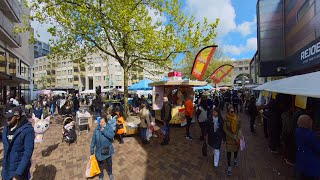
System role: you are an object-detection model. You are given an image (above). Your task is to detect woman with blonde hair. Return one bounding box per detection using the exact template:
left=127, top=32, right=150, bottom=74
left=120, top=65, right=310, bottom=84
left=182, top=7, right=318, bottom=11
left=223, top=107, right=241, bottom=176
left=139, top=103, right=151, bottom=144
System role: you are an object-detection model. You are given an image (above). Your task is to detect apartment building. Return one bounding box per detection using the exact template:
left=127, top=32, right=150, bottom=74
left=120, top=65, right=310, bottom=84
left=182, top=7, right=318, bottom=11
left=33, top=53, right=125, bottom=91
left=0, top=0, right=34, bottom=104
left=34, top=40, right=50, bottom=58
left=129, top=62, right=167, bottom=84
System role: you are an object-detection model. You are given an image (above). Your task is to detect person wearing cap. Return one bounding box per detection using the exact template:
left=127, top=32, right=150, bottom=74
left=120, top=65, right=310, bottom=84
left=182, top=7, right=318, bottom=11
left=296, top=115, right=320, bottom=179
left=2, top=107, right=35, bottom=180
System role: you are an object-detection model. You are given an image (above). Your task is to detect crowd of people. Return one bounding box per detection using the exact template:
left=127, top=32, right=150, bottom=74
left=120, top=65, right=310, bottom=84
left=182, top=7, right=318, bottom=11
left=1, top=89, right=320, bottom=179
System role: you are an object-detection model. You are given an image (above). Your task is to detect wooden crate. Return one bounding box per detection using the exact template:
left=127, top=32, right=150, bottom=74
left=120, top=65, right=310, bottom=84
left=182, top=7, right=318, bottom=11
left=126, top=127, right=139, bottom=135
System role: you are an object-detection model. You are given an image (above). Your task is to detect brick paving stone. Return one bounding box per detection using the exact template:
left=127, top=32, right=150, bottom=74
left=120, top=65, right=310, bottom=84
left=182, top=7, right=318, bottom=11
left=0, top=112, right=295, bottom=180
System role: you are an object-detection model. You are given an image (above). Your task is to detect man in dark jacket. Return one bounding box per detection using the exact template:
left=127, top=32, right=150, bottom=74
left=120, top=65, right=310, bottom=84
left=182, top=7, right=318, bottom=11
left=2, top=107, right=35, bottom=180
left=247, top=98, right=258, bottom=133
left=161, top=97, right=172, bottom=145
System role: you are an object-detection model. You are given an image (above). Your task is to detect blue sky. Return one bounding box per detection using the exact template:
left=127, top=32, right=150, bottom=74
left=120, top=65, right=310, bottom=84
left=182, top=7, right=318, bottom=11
left=172, top=0, right=257, bottom=66
left=32, top=0, right=257, bottom=61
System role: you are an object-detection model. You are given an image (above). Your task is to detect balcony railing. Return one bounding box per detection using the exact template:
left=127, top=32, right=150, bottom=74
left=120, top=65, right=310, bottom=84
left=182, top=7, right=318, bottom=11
left=0, top=0, right=22, bottom=23
left=0, top=10, right=21, bottom=47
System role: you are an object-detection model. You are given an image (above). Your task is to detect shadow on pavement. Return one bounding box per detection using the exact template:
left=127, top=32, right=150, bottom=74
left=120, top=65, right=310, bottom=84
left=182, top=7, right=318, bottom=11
left=41, top=143, right=60, bottom=157
left=32, top=164, right=57, bottom=180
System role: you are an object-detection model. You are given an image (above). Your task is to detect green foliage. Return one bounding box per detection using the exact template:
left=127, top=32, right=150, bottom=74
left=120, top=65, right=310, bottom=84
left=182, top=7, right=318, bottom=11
left=23, top=0, right=219, bottom=116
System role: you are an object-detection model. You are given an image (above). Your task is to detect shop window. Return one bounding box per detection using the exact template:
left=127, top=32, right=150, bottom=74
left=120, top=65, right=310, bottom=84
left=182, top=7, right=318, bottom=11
left=0, top=47, right=6, bottom=73
left=8, top=54, right=17, bottom=76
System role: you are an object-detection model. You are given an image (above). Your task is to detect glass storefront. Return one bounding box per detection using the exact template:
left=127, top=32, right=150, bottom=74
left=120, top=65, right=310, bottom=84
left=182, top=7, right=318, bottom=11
left=8, top=53, right=17, bottom=76
left=0, top=47, right=6, bottom=73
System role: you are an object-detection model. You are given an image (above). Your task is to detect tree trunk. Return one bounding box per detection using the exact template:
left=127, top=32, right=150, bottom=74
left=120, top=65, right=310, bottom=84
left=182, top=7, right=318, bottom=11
left=123, top=67, right=129, bottom=118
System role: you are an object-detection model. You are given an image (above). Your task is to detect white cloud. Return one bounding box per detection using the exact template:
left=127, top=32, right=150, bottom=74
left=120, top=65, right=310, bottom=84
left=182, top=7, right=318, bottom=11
left=223, top=37, right=257, bottom=55
left=185, top=0, right=256, bottom=38
left=235, top=17, right=256, bottom=36
left=185, top=0, right=236, bottom=36
left=31, top=20, right=54, bottom=44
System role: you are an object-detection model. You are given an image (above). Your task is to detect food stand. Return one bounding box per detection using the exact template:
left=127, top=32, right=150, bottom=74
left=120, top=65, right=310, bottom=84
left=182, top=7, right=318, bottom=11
left=149, top=71, right=207, bottom=126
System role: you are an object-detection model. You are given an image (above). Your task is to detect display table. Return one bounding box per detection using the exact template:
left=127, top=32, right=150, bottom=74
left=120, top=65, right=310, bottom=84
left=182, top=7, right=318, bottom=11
left=155, top=106, right=186, bottom=125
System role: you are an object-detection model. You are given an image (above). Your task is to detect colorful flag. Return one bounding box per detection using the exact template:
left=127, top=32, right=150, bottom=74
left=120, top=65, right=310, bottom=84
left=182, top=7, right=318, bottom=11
left=209, top=64, right=234, bottom=84
left=191, top=45, right=217, bottom=80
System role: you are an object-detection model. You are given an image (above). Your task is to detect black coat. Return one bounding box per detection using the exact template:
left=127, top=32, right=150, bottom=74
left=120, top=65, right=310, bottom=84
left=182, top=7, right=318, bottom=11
left=207, top=114, right=225, bottom=149
left=161, top=101, right=172, bottom=123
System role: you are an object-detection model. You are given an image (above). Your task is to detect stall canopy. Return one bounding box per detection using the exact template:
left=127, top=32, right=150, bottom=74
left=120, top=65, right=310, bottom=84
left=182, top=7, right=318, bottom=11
left=52, top=90, right=67, bottom=95
left=194, top=84, right=214, bottom=90
left=80, top=89, right=95, bottom=94
left=254, top=71, right=320, bottom=98
left=128, top=79, right=153, bottom=90
left=101, top=88, right=123, bottom=93
left=149, top=80, right=207, bottom=87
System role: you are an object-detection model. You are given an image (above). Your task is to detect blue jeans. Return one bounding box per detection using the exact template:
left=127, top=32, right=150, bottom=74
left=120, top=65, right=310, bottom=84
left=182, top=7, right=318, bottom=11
left=140, top=128, right=147, bottom=141
left=50, top=105, right=56, bottom=116
left=98, top=157, right=112, bottom=179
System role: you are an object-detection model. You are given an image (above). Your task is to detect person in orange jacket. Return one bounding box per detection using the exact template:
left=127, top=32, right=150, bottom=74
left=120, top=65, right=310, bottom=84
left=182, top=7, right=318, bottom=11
left=115, top=112, right=126, bottom=144
left=184, top=95, right=194, bottom=140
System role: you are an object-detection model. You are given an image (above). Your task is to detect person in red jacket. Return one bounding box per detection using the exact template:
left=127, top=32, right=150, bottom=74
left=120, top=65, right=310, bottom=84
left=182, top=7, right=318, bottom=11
left=184, top=95, right=194, bottom=140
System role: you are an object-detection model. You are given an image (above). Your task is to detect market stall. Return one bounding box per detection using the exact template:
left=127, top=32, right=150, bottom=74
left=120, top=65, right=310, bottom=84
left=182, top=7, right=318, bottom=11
left=149, top=71, right=207, bottom=125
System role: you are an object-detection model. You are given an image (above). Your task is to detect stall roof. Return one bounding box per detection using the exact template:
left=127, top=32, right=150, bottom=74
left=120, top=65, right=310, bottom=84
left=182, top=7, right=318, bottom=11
left=254, top=71, right=320, bottom=98
left=149, top=80, right=207, bottom=87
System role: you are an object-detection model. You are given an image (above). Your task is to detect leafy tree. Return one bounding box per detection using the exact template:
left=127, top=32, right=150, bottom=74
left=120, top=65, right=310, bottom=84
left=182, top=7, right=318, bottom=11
left=23, top=0, right=219, bottom=117
left=179, top=48, right=234, bottom=86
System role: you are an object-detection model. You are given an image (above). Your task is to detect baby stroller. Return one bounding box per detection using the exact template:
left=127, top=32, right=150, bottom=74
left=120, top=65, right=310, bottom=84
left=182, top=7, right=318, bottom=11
left=62, top=115, right=77, bottom=145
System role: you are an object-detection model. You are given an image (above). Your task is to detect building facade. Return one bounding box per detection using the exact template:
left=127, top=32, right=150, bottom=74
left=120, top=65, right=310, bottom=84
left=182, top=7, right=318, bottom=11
left=33, top=53, right=125, bottom=91
left=129, top=62, right=167, bottom=84
left=0, top=0, right=34, bottom=104
left=257, top=0, right=320, bottom=77
left=232, top=59, right=251, bottom=84
left=34, top=40, right=50, bottom=58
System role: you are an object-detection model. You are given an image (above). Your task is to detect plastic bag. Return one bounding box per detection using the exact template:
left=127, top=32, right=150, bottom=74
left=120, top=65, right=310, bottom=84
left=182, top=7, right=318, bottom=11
left=240, top=137, right=246, bottom=151
left=85, top=155, right=101, bottom=178
left=146, top=129, right=152, bottom=141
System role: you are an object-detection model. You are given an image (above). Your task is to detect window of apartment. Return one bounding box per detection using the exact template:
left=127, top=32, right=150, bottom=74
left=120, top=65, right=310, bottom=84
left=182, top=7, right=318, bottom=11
left=245, top=67, right=249, bottom=70
left=238, top=67, right=243, bottom=71
left=95, top=67, right=101, bottom=72
left=68, top=78, right=73, bottom=83
left=68, top=69, right=72, bottom=75
left=297, top=0, right=315, bottom=21
left=96, top=76, right=101, bottom=81
left=39, top=66, right=42, bottom=71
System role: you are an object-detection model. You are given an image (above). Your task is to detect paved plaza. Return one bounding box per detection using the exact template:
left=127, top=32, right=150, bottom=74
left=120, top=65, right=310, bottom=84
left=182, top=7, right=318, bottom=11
left=0, top=112, right=294, bottom=180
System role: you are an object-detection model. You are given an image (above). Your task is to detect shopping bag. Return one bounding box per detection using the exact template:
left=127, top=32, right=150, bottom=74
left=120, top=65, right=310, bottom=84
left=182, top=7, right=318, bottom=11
left=90, top=154, right=101, bottom=177
left=85, top=155, right=101, bottom=178
left=146, top=129, right=152, bottom=141
left=240, top=137, right=246, bottom=151
left=202, top=142, right=207, bottom=157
